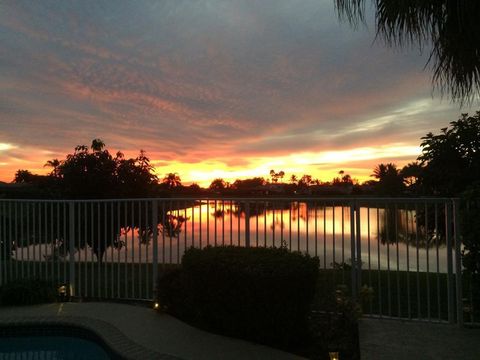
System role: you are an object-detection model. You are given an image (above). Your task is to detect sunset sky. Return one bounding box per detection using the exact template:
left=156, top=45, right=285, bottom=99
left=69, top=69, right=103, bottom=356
left=0, top=1, right=474, bottom=186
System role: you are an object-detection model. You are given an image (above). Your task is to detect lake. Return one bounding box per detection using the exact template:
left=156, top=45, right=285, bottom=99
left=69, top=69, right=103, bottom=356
left=12, top=200, right=453, bottom=273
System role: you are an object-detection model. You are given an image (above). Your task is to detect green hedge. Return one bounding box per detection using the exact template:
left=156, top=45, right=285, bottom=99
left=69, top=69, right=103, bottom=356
left=0, top=279, right=57, bottom=306
left=157, top=246, right=319, bottom=349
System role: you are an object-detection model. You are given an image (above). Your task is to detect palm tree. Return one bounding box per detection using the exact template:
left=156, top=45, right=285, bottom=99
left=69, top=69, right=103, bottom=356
left=91, top=138, right=105, bottom=152
left=335, top=0, right=480, bottom=103
left=290, top=174, right=298, bottom=185
left=162, top=173, right=182, bottom=189
left=372, top=163, right=386, bottom=180
left=44, top=158, right=61, bottom=177
left=277, top=170, right=285, bottom=183
left=372, top=163, right=399, bottom=179
left=401, top=161, right=423, bottom=187
left=371, top=163, right=404, bottom=195
left=269, top=169, right=277, bottom=183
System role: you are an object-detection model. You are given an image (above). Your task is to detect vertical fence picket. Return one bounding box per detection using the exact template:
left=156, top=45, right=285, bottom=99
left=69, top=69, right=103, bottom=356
left=68, top=201, right=75, bottom=296
left=350, top=201, right=357, bottom=301
left=0, top=197, right=466, bottom=324
left=446, top=202, right=454, bottom=324
left=453, top=199, right=463, bottom=326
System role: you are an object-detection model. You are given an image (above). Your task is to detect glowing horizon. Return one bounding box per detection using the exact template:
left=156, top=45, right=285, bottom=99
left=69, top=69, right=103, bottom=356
left=0, top=142, right=420, bottom=187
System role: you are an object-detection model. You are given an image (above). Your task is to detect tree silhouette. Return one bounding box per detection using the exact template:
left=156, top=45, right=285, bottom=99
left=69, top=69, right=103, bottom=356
left=44, top=159, right=61, bottom=178
left=232, top=177, right=265, bottom=192
left=341, top=174, right=352, bottom=184
left=14, top=170, right=37, bottom=184
left=116, top=150, right=158, bottom=197
left=289, top=174, right=298, bottom=185
left=418, top=111, right=480, bottom=195
left=91, top=138, right=106, bottom=152
left=298, top=174, right=313, bottom=188
left=401, top=162, right=423, bottom=188
left=371, top=163, right=404, bottom=195
left=161, top=173, right=182, bottom=190
left=335, top=0, right=480, bottom=103
left=209, top=178, right=228, bottom=191
left=269, top=170, right=285, bottom=183
left=57, top=141, right=118, bottom=198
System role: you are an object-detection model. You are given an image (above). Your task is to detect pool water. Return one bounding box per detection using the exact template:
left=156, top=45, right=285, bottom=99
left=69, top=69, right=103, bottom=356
left=0, top=335, right=111, bottom=359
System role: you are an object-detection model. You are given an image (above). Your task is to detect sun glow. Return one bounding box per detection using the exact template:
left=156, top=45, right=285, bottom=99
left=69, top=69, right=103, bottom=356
left=0, top=143, right=15, bottom=151
left=151, top=144, right=420, bottom=187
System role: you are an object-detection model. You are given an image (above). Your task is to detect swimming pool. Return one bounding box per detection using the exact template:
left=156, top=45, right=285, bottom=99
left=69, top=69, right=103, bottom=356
left=0, top=335, right=111, bottom=359
left=0, top=323, right=121, bottom=360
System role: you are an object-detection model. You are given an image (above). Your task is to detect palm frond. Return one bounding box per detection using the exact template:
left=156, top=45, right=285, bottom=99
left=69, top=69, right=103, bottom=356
left=336, top=0, right=480, bottom=104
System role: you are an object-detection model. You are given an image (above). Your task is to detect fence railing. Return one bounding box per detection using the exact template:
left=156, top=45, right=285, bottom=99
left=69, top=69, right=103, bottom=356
left=0, top=197, right=475, bottom=325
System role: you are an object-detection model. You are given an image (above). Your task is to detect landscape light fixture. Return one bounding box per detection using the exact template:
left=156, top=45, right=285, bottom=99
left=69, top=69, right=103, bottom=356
left=329, top=351, right=339, bottom=360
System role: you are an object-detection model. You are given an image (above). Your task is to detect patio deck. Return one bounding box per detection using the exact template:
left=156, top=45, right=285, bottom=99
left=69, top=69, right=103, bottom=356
left=0, top=302, right=304, bottom=360
left=1, top=302, right=479, bottom=359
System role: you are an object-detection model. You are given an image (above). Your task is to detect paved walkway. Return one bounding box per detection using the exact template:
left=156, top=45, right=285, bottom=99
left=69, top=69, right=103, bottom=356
left=0, top=302, right=303, bottom=360
left=1, top=302, right=479, bottom=359
left=359, top=318, right=480, bottom=360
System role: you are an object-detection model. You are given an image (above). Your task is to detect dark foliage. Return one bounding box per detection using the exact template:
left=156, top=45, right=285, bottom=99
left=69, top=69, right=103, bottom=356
left=0, top=278, right=57, bottom=306
left=336, top=0, right=480, bottom=103
left=308, top=281, right=365, bottom=360
left=157, top=246, right=319, bottom=350
left=12, top=140, right=160, bottom=199
left=418, top=112, right=480, bottom=196
left=371, top=163, right=404, bottom=196
left=461, top=184, right=480, bottom=312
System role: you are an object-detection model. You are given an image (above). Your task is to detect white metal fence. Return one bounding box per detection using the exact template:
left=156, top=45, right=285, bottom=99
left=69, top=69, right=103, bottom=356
left=0, top=197, right=475, bottom=325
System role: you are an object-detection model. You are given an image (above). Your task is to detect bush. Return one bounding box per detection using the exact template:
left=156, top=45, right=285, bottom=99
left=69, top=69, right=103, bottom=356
left=157, top=246, right=319, bottom=349
left=462, top=185, right=480, bottom=316
left=309, top=284, right=361, bottom=359
left=0, top=278, right=57, bottom=306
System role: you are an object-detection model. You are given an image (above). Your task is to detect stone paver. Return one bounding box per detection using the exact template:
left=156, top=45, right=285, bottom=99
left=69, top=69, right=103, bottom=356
left=0, top=302, right=303, bottom=360
left=359, top=318, right=480, bottom=360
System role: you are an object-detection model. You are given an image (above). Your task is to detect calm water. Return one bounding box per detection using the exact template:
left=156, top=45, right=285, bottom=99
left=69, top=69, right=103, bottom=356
left=14, top=201, right=453, bottom=273
left=0, top=336, right=110, bottom=359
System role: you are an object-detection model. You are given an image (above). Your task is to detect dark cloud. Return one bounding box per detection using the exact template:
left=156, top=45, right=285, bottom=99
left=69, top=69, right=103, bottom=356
left=0, top=0, right=475, bottom=182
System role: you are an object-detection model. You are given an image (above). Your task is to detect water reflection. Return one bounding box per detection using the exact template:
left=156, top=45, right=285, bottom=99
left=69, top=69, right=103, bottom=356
left=8, top=200, right=453, bottom=273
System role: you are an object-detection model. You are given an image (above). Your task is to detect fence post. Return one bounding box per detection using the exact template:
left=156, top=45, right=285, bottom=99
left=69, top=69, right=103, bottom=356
left=350, top=201, right=357, bottom=301
left=0, top=202, right=3, bottom=287
left=355, top=201, right=362, bottom=295
left=68, top=201, right=75, bottom=297
left=245, top=202, right=250, bottom=248
left=453, top=199, right=463, bottom=326
left=152, top=200, right=158, bottom=300
left=446, top=201, right=455, bottom=324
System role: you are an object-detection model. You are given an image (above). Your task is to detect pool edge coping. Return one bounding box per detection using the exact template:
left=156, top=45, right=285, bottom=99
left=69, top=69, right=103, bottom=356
left=0, top=315, right=183, bottom=360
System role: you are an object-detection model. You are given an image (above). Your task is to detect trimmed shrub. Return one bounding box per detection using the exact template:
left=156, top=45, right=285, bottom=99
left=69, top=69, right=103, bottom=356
left=308, top=284, right=361, bottom=359
left=157, top=246, right=319, bottom=349
left=462, top=185, right=480, bottom=318
left=0, top=278, right=57, bottom=306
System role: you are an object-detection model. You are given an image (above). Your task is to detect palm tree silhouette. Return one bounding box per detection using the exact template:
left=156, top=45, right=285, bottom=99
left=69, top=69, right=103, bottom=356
left=91, top=139, right=105, bottom=152
left=44, top=159, right=61, bottom=177
left=371, top=163, right=388, bottom=180
left=162, top=173, right=182, bottom=189
left=336, top=0, right=480, bottom=103
left=372, top=163, right=399, bottom=180
left=290, top=174, right=298, bottom=185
